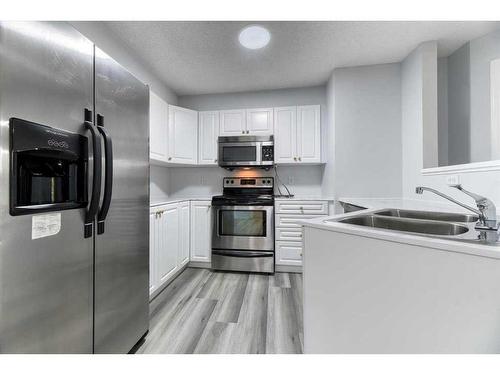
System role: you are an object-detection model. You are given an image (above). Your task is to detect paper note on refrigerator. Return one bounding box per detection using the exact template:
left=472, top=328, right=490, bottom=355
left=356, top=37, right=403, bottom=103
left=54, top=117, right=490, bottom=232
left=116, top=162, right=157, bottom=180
left=32, top=213, right=61, bottom=240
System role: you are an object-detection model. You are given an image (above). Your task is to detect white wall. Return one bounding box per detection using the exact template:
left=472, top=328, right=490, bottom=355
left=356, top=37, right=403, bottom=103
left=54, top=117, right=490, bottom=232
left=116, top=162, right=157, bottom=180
left=168, top=165, right=324, bottom=199
left=402, top=41, right=500, bottom=209
left=178, top=85, right=326, bottom=118
left=174, top=86, right=328, bottom=199
left=321, top=74, right=336, bottom=199
left=324, top=63, right=402, bottom=200
left=179, top=85, right=328, bottom=157
left=69, top=21, right=178, bottom=204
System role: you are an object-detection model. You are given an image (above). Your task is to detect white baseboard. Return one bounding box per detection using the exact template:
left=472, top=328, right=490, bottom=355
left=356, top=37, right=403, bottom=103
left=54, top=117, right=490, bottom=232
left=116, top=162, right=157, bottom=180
left=276, top=264, right=302, bottom=273
left=188, top=261, right=211, bottom=269
left=149, top=263, right=188, bottom=301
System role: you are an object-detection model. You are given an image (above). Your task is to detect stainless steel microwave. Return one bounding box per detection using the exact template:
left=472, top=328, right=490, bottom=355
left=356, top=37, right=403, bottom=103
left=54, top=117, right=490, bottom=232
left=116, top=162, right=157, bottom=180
left=218, top=135, right=274, bottom=169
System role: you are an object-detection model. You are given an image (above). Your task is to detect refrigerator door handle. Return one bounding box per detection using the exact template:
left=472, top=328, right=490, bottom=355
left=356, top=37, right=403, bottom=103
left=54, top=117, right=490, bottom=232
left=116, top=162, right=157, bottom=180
left=84, top=119, right=102, bottom=238
left=96, top=115, right=113, bottom=235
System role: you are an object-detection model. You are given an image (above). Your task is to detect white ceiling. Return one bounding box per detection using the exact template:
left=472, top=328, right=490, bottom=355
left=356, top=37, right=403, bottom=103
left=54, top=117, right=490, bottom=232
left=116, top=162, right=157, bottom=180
left=103, top=21, right=500, bottom=96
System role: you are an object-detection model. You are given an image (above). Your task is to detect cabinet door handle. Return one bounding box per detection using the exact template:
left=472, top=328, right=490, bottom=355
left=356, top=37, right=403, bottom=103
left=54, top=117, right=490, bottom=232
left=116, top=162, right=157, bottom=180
left=246, top=130, right=249, bottom=134
left=298, top=157, right=302, bottom=161
left=214, top=159, right=217, bottom=163
left=242, top=130, right=245, bottom=134
left=293, top=157, right=297, bottom=161
left=168, top=157, right=172, bottom=161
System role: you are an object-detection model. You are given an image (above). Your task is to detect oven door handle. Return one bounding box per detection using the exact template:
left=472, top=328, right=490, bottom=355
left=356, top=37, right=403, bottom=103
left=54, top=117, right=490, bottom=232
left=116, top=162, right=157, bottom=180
left=213, top=250, right=274, bottom=258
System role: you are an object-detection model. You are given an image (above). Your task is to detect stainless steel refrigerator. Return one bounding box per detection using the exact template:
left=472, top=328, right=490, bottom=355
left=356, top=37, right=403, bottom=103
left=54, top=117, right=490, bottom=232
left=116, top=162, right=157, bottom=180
left=0, top=21, right=149, bottom=353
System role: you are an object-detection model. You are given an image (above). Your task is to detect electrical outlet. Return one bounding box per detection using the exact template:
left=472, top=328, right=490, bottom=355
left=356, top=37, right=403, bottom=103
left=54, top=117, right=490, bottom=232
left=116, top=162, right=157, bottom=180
left=288, top=175, right=294, bottom=184
left=200, top=175, right=205, bottom=185
left=446, top=175, right=460, bottom=186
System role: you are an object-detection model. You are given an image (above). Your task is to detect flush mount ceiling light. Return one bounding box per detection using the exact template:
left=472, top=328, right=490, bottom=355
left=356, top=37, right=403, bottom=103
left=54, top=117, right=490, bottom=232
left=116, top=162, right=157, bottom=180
left=238, top=25, right=271, bottom=50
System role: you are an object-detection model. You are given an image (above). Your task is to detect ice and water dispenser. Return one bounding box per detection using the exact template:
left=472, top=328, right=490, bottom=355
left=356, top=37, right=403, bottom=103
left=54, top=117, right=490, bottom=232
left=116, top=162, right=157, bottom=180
left=10, top=118, right=88, bottom=215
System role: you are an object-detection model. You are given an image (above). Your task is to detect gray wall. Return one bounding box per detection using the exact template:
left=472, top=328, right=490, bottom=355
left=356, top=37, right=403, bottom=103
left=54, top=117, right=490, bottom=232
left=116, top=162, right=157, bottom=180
left=470, top=28, right=500, bottom=162
left=437, top=57, right=449, bottom=166
left=447, top=42, right=471, bottom=165
left=436, top=28, right=500, bottom=166
left=403, top=40, right=500, bottom=210
left=331, top=63, right=402, bottom=199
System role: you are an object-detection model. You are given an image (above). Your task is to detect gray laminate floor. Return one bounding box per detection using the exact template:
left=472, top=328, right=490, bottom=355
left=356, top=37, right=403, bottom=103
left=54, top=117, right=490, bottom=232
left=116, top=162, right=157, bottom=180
left=135, top=268, right=303, bottom=354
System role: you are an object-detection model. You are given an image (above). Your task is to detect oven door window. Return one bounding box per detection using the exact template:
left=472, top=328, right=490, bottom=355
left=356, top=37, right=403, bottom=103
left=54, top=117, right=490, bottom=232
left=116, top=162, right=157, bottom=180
left=222, top=146, right=256, bottom=162
left=219, top=210, right=266, bottom=237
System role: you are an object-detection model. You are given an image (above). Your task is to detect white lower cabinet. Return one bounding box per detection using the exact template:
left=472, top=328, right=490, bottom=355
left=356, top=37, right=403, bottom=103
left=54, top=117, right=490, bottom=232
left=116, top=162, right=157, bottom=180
left=159, top=204, right=179, bottom=285
left=178, top=201, right=190, bottom=267
left=276, top=241, right=303, bottom=266
left=190, top=200, right=212, bottom=263
left=150, top=201, right=191, bottom=297
left=275, top=200, right=329, bottom=268
left=149, top=212, right=158, bottom=295
left=150, top=200, right=212, bottom=296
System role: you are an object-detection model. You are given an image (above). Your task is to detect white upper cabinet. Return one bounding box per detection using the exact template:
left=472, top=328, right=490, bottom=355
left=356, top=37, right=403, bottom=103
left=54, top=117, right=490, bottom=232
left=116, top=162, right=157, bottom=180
left=220, top=109, right=246, bottom=136
left=220, top=108, right=273, bottom=136
left=168, top=105, right=198, bottom=164
left=275, top=105, right=321, bottom=164
left=246, top=108, right=274, bottom=135
left=149, top=91, right=168, bottom=162
left=198, top=111, right=219, bottom=165
left=274, top=106, right=297, bottom=164
left=150, top=103, right=320, bottom=167
left=297, top=105, right=321, bottom=163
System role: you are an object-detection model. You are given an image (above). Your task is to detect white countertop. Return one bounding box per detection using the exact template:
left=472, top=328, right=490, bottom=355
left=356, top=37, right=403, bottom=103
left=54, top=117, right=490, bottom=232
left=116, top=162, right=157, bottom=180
left=302, top=197, right=500, bottom=260
left=150, top=197, right=212, bottom=207
left=274, top=196, right=334, bottom=201
left=338, top=197, right=474, bottom=213
left=151, top=195, right=334, bottom=207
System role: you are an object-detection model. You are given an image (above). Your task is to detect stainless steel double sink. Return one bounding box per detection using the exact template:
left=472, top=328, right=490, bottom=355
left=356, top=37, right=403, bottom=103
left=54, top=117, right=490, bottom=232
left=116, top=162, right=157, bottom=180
left=327, top=208, right=481, bottom=241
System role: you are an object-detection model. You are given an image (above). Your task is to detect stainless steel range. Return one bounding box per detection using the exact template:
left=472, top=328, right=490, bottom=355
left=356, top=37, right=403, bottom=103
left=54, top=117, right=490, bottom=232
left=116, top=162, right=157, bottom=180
left=212, top=177, right=275, bottom=273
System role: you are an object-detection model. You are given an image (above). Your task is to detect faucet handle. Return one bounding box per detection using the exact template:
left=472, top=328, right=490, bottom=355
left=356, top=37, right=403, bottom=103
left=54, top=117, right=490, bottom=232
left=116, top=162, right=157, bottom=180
left=449, top=184, right=488, bottom=205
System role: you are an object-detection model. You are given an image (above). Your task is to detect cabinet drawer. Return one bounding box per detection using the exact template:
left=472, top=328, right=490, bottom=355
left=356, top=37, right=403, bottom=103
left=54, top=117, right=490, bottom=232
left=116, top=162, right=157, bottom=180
left=276, top=241, right=302, bottom=266
left=276, top=213, right=325, bottom=228
left=276, top=227, right=303, bottom=242
left=275, top=200, right=328, bottom=215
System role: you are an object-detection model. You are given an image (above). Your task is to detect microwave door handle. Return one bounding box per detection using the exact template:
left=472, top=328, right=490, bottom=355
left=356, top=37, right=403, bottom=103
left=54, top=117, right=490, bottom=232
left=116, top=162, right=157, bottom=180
left=96, top=119, right=113, bottom=235
left=84, top=120, right=102, bottom=238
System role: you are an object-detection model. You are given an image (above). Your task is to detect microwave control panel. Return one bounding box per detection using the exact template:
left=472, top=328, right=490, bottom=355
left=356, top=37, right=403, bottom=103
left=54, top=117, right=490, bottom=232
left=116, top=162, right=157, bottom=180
left=261, top=145, right=274, bottom=162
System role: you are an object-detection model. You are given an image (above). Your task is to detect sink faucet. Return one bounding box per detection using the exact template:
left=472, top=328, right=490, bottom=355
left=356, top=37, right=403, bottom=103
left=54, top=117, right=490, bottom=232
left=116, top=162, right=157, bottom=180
left=415, top=185, right=500, bottom=243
